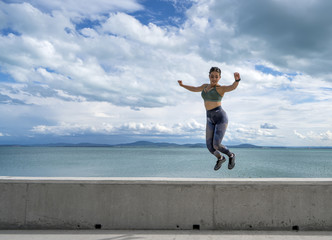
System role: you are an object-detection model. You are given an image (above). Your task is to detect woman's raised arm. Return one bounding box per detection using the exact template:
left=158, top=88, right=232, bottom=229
left=178, top=80, right=206, bottom=92
left=216, top=72, right=241, bottom=95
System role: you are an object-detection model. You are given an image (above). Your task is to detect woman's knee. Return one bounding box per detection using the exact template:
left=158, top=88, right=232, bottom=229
left=213, top=143, right=221, bottom=151
left=214, top=143, right=231, bottom=156
left=213, top=142, right=227, bottom=152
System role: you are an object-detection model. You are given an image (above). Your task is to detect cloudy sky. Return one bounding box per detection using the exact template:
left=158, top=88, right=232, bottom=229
left=1, top=0, right=332, bottom=146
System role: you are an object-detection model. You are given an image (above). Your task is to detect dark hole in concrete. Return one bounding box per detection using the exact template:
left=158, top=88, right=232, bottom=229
left=292, top=225, right=299, bottom=231
left=95, top=224, right=102, bottom=229
left=193, top=224, right=200, bottom=230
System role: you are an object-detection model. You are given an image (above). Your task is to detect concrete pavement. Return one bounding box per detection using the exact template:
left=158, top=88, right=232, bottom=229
left=0, top=230, right=332, bottom=240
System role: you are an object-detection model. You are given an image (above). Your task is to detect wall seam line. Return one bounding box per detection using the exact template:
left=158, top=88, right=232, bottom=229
left=212, top=184, right=216, bottom=230
left=23, top=183, right=29, bottom=227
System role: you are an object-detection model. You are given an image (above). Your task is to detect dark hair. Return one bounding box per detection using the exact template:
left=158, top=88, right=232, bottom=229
left=209, top=67, right=221, bottom=75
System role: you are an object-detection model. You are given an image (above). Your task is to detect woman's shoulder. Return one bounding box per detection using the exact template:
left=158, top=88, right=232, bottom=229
left=215, top=85, right=226, bottom=95
left=216, top=84, right=230, bottom=89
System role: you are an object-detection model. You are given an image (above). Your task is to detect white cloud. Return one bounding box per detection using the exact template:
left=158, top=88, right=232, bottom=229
left=0, top=132, right=10, bottom=137
left=294, top=130, right=306, bottom=140
left=31, top=119, right=205, bottom=139
left=176, top=0, right=332, bottom=78
left=1, top=0, right=332, bottom=146
left=115, top=122, right=173, bottom=135
left=294, top=130, right=332, bottom=142
left=31, top=122, right=114, bottom=136
left=102, top=12, right=185, bottom=47
left=228, top=125, right=278, bottom=144
left=0, top=2, right=205, bottom=109
left=320, top=131, right=332, bottom=141
left=4, top=0, right=143, bottom=18
left=260, top=123, right=278, bottom=130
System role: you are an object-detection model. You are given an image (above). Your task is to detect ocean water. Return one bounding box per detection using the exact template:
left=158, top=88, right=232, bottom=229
left=0, top=146, right=331, bottom=178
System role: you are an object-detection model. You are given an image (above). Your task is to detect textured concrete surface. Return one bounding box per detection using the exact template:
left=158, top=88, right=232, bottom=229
left=1, top=177, right=332, bottom=230
left=0, top=230, right=332, bottom=240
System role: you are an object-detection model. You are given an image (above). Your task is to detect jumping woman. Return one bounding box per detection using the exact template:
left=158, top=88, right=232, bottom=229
left=178, top=67, right=241, bottom=171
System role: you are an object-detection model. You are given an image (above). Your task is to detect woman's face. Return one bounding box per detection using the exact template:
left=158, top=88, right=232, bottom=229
left=209, top=71, right=221, bottom=86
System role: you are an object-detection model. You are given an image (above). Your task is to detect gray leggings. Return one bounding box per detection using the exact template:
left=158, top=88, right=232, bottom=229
left=206, top=106, right=232, bottom=159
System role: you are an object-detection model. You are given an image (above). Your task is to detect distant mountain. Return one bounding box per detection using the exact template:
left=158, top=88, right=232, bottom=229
left=114, top=141, right=183, bottom=148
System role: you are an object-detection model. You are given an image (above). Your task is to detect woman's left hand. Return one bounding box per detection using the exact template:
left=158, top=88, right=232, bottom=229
left=234, top=72, right=240, bottom=81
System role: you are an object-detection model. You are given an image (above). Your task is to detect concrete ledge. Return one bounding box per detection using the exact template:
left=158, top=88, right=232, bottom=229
left=1, top=177, right=332, bottom=230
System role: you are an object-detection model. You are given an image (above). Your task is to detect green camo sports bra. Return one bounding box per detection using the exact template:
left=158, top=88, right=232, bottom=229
left=201, top=86, right=223, bottom=102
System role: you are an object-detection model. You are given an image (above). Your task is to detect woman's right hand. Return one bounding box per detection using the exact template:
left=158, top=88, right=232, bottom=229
left=178, top=80, right=183, bottom=86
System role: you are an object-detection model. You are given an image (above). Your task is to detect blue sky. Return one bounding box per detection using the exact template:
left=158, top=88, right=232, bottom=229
left=1, top=0, right=332, bottom=146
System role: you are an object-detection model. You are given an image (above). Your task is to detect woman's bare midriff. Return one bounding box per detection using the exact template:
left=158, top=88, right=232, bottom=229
left=204, top=101, right=222, bottom=111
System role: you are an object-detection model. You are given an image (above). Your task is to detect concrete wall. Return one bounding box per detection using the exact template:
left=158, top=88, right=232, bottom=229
left=0, top=177, right=331, bottom=230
